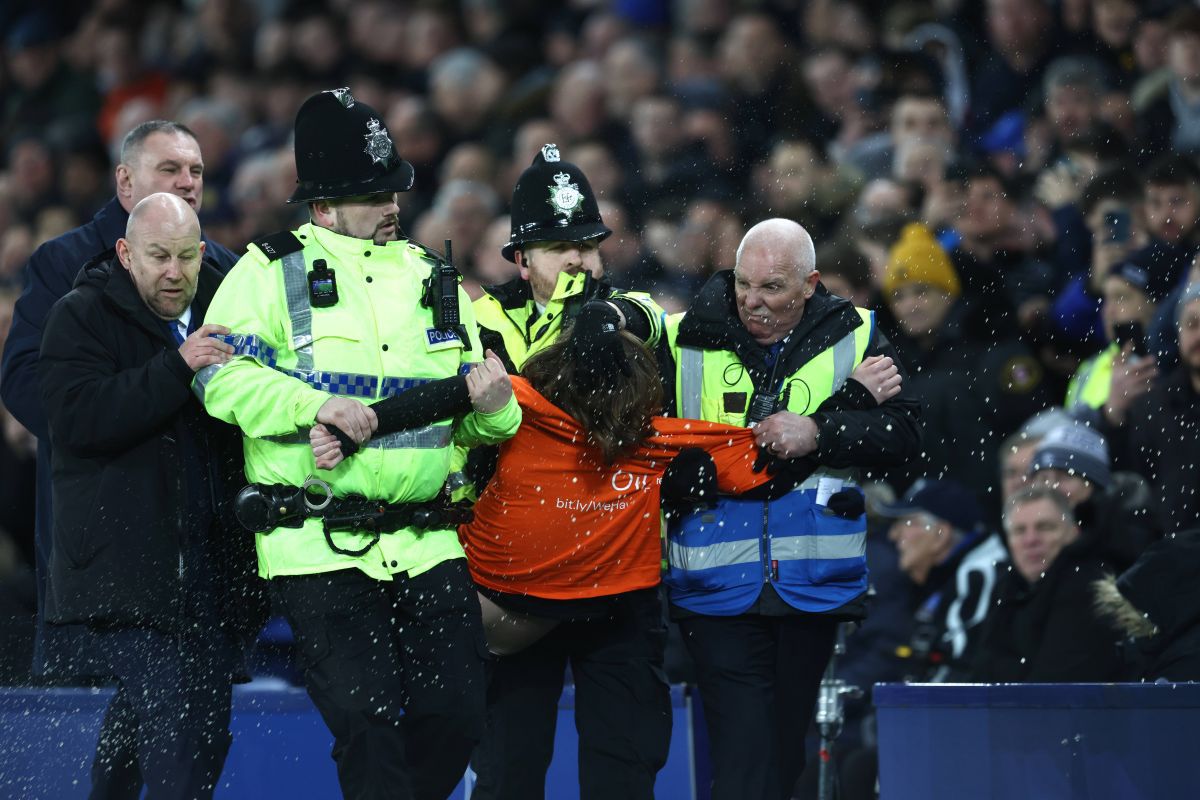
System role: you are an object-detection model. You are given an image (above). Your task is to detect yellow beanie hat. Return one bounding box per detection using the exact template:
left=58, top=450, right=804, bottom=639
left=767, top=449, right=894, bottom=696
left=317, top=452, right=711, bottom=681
left=883, top=223, right=961, bottom=298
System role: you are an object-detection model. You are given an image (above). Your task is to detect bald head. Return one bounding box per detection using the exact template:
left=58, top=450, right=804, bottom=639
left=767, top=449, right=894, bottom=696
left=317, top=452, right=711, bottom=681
left=117, top=192, right=206, bottom=321
left=737, top=218, right=816, bottom=276
left=126, top=192, right=200, bottom=242
left=734, top=218, right=821, bottom=345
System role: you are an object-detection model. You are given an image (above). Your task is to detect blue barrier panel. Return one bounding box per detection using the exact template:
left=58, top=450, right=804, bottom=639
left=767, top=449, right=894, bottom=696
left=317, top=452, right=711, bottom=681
left=0, top=682, right=696, bottom=799
left=874, top=682, right=1200, bottom=800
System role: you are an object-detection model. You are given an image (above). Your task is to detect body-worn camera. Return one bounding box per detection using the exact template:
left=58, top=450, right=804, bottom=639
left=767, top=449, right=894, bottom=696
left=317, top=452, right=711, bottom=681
left=308, top=259, right=339, bottom=308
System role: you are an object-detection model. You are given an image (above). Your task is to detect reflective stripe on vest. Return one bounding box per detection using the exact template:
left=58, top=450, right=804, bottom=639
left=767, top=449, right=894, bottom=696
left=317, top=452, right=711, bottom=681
left=676, top=322, right=864, bottom=420
left=668, top=532, right=866, bottom=573
left=196, top=332, right=454, bottom=450
left=679, top=346, right=704, bottom=419
left=282, top=250, right=315, bottom=373
left=259, top=425, right=453, bottom=449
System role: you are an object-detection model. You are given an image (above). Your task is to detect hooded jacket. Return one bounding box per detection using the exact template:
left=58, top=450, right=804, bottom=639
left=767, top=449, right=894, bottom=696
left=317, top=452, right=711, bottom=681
left=1102, top=531, right=1200, bottom=682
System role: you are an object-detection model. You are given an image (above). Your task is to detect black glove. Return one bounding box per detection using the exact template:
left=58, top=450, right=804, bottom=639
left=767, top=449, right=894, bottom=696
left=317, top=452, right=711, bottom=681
left=823, top=488, right=865, bottom=520
left=569, top=300, right=629, bottom=387
left=751, top=446, right=786, bottom=475
left=661, top=448, right=718, bottom=519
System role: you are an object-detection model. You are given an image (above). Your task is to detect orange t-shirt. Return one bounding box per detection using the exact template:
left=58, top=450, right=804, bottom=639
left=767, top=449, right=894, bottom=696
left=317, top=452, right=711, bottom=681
left=459, top=377, right=770, bottom=600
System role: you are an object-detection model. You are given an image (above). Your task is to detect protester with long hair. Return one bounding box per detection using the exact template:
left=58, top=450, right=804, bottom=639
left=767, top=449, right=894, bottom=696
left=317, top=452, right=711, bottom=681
left=310, top=300, right=901, bottom=800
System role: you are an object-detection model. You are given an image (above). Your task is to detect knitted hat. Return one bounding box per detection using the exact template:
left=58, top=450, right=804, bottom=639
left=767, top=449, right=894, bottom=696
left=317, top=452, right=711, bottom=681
left=883, top=223, right=961, bottom=298
left=1028, top=423, right=1111, bottom=490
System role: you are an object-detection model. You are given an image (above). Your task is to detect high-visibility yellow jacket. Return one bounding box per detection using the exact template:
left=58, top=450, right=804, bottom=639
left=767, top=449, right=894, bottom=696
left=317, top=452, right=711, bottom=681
left=1065, top=342, right=1119, bottom=411
left=196, top=223, right=521, bottom=580
left=472, top=271, right=664, bottom=371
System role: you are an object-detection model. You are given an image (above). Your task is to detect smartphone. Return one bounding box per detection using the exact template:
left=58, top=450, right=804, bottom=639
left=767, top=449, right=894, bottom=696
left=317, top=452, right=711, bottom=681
left=1113, top=320, right=1148, bottom=357
left=1104, top=208, right=1132, bottom=244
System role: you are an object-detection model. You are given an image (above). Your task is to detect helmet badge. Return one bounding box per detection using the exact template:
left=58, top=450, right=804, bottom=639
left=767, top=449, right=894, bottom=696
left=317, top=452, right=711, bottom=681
left=363, top=118, right=394, bottom=166
left=326, top=87, right=355, bottom=108
left=547, top=171, right=583, bottom=219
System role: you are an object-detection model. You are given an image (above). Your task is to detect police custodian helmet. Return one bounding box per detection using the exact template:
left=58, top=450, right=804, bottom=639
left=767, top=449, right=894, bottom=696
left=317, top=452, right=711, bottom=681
left=288, top=88, right=416, bottom=204
left=501, top=143, right=611, bottom=262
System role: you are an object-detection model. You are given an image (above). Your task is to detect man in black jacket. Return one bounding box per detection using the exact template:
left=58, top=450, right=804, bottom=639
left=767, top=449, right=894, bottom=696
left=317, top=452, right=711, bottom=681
left=0, top=119, right=240, bottom=685
left=972, top=486, right=1123, bottom=682
left=660, top=218, right=922, bottom=800
left=38, top=193, right=265, bottom=799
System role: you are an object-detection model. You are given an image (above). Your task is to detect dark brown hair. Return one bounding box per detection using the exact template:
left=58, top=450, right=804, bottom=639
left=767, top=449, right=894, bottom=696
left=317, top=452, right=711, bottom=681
left=521, top=329, right=664, bottom=463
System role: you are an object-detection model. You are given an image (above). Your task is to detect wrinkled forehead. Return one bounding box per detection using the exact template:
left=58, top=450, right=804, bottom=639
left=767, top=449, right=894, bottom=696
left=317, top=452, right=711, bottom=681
left=133, top=132, right=203, bottom=167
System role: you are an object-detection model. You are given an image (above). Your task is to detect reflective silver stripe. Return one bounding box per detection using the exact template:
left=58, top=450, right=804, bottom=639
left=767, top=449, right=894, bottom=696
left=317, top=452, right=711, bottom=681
left=281, top=250, right=314, bottom=373
left=668, top=538, right=759, bottom=571
left=192, top=362, right=222, bottom=401
left=679, top=346, right=704, bottom=419
left=369, top=425, right=452, bottom=449
left=258, top=430, right=310, bottom=445
left=259, top=424, right=452, bottom=449
left=770, top=532, right=866, bottom=561
left=830, top=329, right=857, bottom=392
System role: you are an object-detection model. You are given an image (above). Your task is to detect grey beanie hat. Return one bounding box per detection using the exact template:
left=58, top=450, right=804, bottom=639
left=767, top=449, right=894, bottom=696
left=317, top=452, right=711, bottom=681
left=1028, top=423, right=1111, bottom=489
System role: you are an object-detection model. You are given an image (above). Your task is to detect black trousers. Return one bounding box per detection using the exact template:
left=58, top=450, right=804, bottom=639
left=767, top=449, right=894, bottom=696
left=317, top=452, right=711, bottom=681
left=678, top=612, right=838, bottom=800
left=86, top=623, right=238, bottom=800
left=272, top=559, right=487, bottom=800
left=470, top=588, right=672, bottom=800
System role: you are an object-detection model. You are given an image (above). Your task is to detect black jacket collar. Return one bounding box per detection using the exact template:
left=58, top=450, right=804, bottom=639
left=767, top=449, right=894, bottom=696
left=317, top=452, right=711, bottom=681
left=677, top=270, right=866, bottom=380
left=82, top=255, right=223, bottom=344
left=483, top=276, right=534, bottom=310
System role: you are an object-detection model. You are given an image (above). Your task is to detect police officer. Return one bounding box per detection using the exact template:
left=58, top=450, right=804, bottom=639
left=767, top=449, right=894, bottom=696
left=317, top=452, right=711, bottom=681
left=473, top=143, right=664, bottom=372
left=661, top=218, right=922, bottom=800
left=196, top=88, right=521, bottom=800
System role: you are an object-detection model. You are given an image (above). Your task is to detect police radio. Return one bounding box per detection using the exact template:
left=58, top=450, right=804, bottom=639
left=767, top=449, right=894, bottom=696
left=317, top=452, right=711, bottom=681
left=746, top=391, right=782, bottom=424
left=308, top=259, right=339, bottom=307
left=421, top=239, right=472, bottom=350
left=746, top=372, right=792, bottom=425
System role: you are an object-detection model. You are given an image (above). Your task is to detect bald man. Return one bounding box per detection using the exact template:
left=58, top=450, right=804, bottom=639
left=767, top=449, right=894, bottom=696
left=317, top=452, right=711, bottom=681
left=38, top=193, right=266, bottom=799
left=661, top=218, right=922, bottom=800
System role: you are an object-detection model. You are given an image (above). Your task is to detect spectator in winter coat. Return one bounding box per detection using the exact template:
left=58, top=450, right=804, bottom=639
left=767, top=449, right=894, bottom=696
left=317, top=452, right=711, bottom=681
left=972, top=486, right=1124, bottom=682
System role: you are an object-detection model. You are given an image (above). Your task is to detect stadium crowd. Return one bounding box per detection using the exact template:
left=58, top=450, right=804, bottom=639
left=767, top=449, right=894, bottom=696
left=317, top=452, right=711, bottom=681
left=1, top=0, right=1199, bottom=798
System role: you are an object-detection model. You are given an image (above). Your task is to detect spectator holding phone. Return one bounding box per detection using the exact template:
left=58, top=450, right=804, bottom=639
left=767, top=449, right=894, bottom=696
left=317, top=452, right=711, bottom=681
left=1066, top=261, right=1160, bottom=422
left=1113, top=283, right=1200, bottom=533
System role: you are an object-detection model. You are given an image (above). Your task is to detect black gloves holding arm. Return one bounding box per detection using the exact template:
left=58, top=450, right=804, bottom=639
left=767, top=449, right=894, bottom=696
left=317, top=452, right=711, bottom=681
left=661, top=448, right=718, bottom=521
left=570, top=300, right=630, bottom=390
left=329, top=375, right=472, bottom=456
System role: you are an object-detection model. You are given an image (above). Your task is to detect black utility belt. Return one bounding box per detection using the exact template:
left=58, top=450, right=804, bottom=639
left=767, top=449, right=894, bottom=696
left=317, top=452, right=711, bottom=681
left=235, top=478, right=474, bottom=557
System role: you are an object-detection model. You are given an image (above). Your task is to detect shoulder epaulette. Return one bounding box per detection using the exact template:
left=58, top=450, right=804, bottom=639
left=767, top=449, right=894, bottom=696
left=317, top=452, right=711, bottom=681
left=251, top=231, right=304, bottom=262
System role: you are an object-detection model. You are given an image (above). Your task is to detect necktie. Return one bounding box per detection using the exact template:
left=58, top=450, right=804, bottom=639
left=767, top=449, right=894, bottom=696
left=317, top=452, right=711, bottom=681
left=170, top=320, right=187, bottom=345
